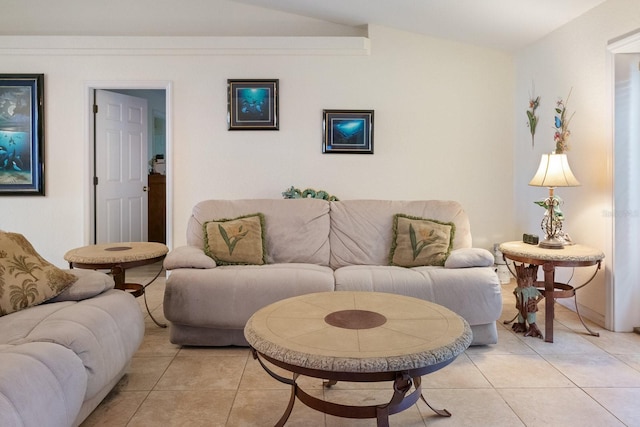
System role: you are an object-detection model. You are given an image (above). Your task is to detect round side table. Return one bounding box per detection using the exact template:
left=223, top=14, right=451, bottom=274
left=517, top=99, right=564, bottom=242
left=64, top=242, right=168, bottom=327
left=499, top=241, right=604, bottom=343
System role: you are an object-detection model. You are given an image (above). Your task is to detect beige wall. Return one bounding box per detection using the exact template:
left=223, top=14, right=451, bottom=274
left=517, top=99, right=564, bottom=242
left=514, top=0, right=640, bottom=330
left=3, top=0, right=639, bottom=330
left=0, top=24, right=514, bottom=268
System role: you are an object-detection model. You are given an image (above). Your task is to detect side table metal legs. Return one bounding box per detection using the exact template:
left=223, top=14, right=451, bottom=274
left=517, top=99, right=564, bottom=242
left=541, top=263, right=602, bottom=342
left=111, top=264, right=166, bottom=328
left=504, top=258, right=602, bottom=343
left=141, top=264, right=167, bottom=328
left=574, top=298, right=600, bottom=337
left=542, top=263, right=556, bottom=342
left=110, top=266, right=144, bottom=297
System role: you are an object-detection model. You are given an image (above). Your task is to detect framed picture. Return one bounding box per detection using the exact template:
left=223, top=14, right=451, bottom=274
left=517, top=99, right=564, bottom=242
left=322, top=110, right=374, bottom=154
left=227, top=79, right=279, bottom=130
left=0, top=74, right=44, bottom=195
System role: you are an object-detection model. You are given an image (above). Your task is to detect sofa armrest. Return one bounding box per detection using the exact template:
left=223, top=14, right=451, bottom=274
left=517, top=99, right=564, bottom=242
left=164, top=245, right=217, bottom=270
left=444, top=248, right=495, bottom=268
left=47, top=269, right=115, bottom=303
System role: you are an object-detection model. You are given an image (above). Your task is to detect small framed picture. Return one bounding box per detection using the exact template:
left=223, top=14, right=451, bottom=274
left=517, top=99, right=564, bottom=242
left=0, top=74, right=45, bottom=195
left=227, top=79, right=279, bottom=130
left=322, top=110, right=374, bottom=154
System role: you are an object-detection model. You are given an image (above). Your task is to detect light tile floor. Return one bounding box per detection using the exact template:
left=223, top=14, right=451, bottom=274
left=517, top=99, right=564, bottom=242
left=81, top=264, right=640, bottom=426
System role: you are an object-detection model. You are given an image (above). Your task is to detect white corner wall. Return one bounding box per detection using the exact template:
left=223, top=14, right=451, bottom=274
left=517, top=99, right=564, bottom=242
left=0, top=24, right=514, bottom=269
left=514, top=0, right=640, bottom=330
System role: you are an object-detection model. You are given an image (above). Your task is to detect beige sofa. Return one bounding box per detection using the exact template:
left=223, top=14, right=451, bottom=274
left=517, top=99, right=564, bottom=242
left=0, top=269, right=144, bottom=427
left=163, top=199, right=502, bottom=347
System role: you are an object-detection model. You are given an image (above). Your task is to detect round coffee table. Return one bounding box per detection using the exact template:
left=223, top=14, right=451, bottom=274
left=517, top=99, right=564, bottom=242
left=244, top=291, right=472, bottom=427
left=64, top=242, right=168, bottom=327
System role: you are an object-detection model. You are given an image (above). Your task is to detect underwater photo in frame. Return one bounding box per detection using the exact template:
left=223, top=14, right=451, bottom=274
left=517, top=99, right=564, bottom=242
left=322, top=110, right=374, bottom=154
left=0, top=74, right=44, bottom=195
left=227, top=79, right=279, bottom=130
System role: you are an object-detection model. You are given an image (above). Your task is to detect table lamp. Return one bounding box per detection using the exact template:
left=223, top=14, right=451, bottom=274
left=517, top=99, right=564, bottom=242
left=528, top=153, right=580, bottom=249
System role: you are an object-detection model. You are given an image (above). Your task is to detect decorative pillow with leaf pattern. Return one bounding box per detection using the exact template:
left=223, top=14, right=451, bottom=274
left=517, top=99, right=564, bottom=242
left=203, top=213, right=266, bottom=265
left=0, top=231, right=78, bottom=317
left=389, top=214, right=455, bottom=267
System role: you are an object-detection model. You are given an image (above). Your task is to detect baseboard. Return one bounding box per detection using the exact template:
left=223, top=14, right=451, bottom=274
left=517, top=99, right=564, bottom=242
left=557, top=299, right=606, bottom=328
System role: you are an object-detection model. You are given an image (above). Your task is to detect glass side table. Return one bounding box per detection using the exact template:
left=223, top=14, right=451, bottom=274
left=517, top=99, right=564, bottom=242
left=499, top=241, right=604, bottom=343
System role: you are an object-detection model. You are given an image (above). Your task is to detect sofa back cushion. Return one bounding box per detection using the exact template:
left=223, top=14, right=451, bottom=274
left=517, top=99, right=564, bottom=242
left=187, top=199, right=331, bottom=266
left=329, top=200, right=472, bottom=268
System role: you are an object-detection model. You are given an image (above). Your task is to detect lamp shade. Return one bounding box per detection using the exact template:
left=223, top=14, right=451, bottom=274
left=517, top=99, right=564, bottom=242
left=529, top=153, right=580, bottom=188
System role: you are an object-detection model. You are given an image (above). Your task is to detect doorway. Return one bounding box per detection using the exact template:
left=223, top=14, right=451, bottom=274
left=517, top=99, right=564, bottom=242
left=86, top=82, right=172, bottom=249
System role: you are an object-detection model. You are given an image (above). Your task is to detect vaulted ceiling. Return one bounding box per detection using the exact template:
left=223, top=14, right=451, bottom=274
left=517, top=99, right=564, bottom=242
left=233, top=0, right=607, bottom=51
left=0, top=0, right=607, bottom=52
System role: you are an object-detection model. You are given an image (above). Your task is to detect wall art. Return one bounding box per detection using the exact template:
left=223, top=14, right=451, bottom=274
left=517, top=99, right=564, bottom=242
left=0, top=74, right=44, bottom=195
left=322, top=109, right=374, bottom=154
left=227, top=79, right=279, bottom=130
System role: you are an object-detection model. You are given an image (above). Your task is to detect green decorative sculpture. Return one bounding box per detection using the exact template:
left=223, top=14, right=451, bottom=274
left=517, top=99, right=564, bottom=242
left=282, top=186, right=339, bottom=201
left=282, top=186, right=339, bottom=202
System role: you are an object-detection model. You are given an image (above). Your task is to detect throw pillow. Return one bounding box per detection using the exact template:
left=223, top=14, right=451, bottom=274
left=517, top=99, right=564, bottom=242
left=0, top=231, right=78, bottom=317
left=203, top=213, right=266, bottom=265
left=389, top=214, right=455, bottom=267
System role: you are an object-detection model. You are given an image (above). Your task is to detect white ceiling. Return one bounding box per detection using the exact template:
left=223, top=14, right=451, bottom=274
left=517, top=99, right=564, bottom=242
left=233, top=0, right=607, bottom=51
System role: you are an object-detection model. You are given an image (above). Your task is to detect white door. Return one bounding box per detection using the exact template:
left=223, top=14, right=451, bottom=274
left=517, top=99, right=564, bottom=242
left=95, top=89, right=148, bottom=244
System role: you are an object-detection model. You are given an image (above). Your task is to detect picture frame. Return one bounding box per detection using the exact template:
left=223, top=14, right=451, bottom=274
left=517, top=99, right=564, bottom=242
left=227, top=79, right=279, bottom=130
left=0, top=74, right=45, bottom=195
left=322, top=109, right=374, bottom=154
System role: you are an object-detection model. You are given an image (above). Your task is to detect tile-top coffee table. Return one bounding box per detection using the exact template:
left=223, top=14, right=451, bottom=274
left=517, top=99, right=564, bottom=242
left=244, top=291, right=472, bottom=427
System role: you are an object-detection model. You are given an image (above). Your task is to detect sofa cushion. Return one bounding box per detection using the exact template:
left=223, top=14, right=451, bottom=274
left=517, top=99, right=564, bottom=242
left=389, top=214, right=454, bottom=267
left=0, top=289, right=144, bottom=401
left=0, top=342, right=87, bottom=426
left=0, top=231, right=77, bottom=317
left=164, top=263, right=335, bottom=331
left=204, top=213, right=266, bottom=265
left=0, top=342, right=88, bottom=427
left=334, top=265, right=502, bottom=326
left=187, top=199, right=331, bottom=266
left=329, top=200, right=472, bottom=268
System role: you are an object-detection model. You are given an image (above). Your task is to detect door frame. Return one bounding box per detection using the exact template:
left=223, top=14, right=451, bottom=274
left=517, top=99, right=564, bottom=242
left=607, top=29, right=640, bottom=331
left=85, top=81, right=173, bottom=250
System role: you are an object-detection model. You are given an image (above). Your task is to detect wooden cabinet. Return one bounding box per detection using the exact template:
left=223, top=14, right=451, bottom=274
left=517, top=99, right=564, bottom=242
left=148, top=174, right=166, bottom=243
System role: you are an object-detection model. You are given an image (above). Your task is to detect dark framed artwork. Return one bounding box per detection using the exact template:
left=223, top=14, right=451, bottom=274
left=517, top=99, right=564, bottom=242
left=227, top=79, right=279, bottom=130
left=322, top=109, right=374, bottom=154
left=0, top=74, right=45, bottom=195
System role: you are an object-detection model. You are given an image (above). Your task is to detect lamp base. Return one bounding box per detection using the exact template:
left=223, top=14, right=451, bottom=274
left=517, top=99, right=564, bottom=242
left=539, top=236, right=565, bottom=249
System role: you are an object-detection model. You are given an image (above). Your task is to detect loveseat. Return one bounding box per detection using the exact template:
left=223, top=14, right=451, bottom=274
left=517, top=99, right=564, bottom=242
left=163, top=199, right=502, bottom=347
left=0, top=232, right=144, bottom=427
